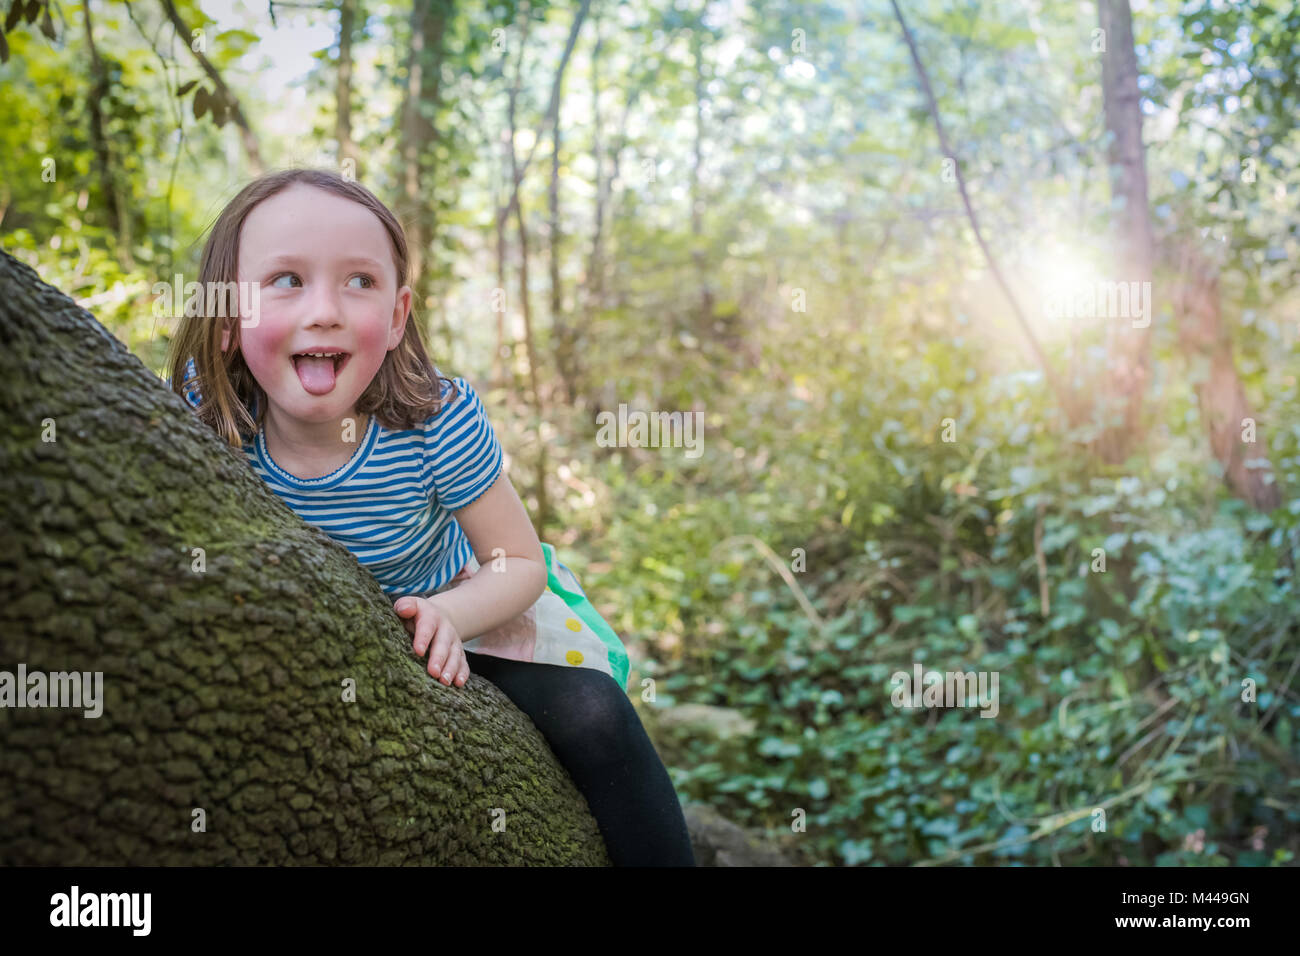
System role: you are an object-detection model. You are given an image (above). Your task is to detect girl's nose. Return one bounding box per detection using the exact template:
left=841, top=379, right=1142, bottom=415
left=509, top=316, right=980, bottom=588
left=303, top=286, right=345, bottom=330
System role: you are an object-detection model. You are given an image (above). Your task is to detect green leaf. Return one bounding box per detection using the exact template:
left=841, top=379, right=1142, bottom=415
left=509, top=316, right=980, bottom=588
left=758, top=736, right=801, bottom=758
left=193, top=86, right=210, bottom=120
left=840, top=838, right=873, bottom=864
left=215, top=28, right=259, bottom=58
left=1144, top=786, right=1172, bottom=810
left=891, top=605, right=932, bottom=624
left=1183, top=804, right=1210, bottom=828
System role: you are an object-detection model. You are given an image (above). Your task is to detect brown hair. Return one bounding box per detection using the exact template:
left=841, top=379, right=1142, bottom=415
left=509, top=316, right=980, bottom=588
left=165, top=167, right=458, bottom=448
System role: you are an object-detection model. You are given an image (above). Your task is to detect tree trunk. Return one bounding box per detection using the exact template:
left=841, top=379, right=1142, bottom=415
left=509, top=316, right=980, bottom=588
left=689, top=18, right=714, bottom=342
left=1168, top=240, right=1284, bottom=511
left=492, top=0, right=592, bottom=409
left=0, top=250, right=610, bottom=865
left=335, top=0, right=359, bottom=177
left=400, top=0, right=450, bottom=319
left=549, top=60, right=577, bottom=405
left=493, top=0, right=592, bottom=253
left=505, top=8, right=549, bottom=534
left=81, top=0, right=136, bottom=272
left=493, top=131, right=510, bottom=391
left=581, top=65, right=650, bottom=415
left=1096, top=0, right=1154, bottom=463
left=576, top=6, right=607, bottom=409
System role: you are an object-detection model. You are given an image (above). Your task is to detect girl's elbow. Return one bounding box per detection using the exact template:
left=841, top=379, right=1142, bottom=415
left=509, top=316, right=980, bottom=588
left=530, top=559, right=549, bottom=601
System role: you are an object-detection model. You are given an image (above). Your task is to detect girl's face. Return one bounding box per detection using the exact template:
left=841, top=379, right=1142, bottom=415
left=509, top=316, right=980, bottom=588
left=224, top=183, right=411, bottom=428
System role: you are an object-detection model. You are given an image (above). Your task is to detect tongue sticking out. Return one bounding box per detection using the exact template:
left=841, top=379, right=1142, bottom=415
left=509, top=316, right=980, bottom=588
left=294, top=355, right=338, bottom=395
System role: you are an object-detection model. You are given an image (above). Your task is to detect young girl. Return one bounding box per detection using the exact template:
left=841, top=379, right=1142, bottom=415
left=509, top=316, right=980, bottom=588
left=165, top=167, right=695, bottom=867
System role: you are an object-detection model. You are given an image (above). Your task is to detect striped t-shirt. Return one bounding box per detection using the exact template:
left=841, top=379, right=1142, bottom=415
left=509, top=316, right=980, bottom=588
left=173, top=357, right=503, bottom=597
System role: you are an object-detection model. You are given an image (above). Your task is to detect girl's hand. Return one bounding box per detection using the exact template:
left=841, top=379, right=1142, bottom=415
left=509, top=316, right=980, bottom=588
left=393, top=596, right=470, bottom=688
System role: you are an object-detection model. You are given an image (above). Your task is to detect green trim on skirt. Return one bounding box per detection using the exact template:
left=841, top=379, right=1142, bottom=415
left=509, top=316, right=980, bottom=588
left=541, top=542, right=631, bottom=691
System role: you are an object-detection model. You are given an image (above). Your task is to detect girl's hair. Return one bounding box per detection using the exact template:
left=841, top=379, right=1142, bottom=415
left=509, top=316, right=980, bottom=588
left=165, top=167, right=458, bottom=448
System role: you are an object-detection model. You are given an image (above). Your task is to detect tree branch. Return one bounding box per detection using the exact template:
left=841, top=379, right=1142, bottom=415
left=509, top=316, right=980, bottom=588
left=889, top=0, right=1079, bottom=425
left=496, top=0, right=592, bottom=234
left=159, top=0, right=264, bottom=174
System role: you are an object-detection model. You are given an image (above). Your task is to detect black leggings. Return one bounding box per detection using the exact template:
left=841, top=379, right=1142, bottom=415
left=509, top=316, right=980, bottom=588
left=463, top=651, right=696, bottom=866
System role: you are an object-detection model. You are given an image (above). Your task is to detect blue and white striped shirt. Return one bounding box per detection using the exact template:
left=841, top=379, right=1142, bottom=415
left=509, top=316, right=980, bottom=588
left=173, top=357, right=504, bottom=597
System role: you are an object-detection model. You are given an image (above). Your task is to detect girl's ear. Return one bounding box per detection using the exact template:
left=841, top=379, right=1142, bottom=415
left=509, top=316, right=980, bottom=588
left=220, top=320, right=233, bottom=353
left=389, top=285, right=412, bottom=350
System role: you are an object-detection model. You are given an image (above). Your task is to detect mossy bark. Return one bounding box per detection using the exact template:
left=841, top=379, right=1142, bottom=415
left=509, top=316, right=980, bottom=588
left=0, top=250, right=611, bottom=865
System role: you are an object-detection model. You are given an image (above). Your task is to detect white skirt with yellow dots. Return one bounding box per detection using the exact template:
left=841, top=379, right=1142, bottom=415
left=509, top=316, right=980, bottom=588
left=432, top=543, right=631, bottom=690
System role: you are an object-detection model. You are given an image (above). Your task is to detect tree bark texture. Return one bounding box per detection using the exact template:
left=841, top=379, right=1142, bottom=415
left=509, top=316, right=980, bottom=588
left=400, top=0, right=449, bottom=316
left=1168, top=241, right=1283, bottom=512
left=336, top=0, right=359, bottom=177
left=0, top=251, right=611, bottom=865
left=1096, top=0, right=1154, bottom=463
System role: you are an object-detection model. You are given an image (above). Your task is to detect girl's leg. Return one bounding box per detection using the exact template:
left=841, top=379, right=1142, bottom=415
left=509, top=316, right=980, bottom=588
left=464, top=650, right=696, bottom=867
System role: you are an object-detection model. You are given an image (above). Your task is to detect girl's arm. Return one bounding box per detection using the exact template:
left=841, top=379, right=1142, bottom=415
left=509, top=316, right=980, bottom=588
left=424, top=472, right=548, bottom=640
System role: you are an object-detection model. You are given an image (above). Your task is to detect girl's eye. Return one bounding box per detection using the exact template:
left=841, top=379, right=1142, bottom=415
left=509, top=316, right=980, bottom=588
left=268, top=273, right=374, bottom=289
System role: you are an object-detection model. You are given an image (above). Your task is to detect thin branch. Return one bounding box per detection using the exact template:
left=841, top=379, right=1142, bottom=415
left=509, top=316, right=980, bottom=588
left=159, top=0, right=264, bottom=174
left=1033, top=498, right=1050, bottom=617
left=123, top=0, right=187, bottom=276
left=889, top=0, right=1079, bottom=425
left=914, top=776, right=1176, bottom=866
left=496, top=0, right=593, bottom=234
left=711, top=535, right=826, bottom=631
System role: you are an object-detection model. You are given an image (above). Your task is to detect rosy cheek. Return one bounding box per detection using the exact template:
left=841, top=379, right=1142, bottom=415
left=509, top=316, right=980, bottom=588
left=355, top=320, right=392, bottom=357
left=238, top=325, right=291, bottom=381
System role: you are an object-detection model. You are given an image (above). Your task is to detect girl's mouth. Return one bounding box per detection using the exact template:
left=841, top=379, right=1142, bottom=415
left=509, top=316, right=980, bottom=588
left=291, top=352, right=350, bottom=395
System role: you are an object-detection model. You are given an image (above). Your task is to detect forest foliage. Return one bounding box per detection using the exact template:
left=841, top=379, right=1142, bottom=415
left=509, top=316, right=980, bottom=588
left=2, top=0, right=1298, bottom=865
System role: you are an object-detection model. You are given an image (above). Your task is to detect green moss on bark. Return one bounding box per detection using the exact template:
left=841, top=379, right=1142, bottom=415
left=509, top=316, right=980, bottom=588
left=0, top=251, right=611, bottom=866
